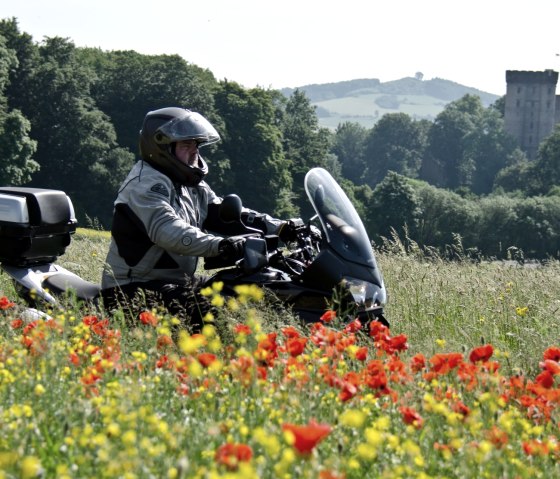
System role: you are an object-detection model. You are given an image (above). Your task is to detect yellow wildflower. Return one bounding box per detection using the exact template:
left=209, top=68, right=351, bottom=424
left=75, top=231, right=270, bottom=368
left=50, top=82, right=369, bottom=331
left=34, top=384, right=45, bottom=396
left=339, top=409, right=366, bottom=428
left=20, top=456, right=42, bottom=479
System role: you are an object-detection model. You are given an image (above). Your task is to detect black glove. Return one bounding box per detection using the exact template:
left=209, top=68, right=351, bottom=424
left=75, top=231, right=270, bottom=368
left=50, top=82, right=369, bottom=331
left=279, top=218, right=304, bottom=243
left=218, top=236, right=246, bottom=262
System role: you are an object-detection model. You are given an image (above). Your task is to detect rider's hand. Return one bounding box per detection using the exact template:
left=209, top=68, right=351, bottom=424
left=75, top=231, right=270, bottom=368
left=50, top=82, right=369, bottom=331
left=218, top=236, right=246, bottom=262
left=310, top=225, right=322, bottom=241
left=279, top=218, right=304, bottom=243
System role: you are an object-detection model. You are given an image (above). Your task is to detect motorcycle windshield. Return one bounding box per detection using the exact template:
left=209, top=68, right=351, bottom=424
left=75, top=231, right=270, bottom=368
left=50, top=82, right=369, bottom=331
left=305, top=168, right=380, bottom=270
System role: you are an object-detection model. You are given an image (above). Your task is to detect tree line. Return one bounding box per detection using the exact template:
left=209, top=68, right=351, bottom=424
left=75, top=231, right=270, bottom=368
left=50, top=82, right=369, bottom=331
left=2, top=18, right=560, bottom=259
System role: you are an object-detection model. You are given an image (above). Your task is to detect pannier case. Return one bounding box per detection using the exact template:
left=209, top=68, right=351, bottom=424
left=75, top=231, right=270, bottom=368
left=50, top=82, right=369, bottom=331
left=0, top=187, right=77, bottom=266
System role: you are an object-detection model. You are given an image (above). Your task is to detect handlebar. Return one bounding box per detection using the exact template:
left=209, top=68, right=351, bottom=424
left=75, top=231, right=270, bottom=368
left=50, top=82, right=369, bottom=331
left=203, top=222, right=322, bottom=275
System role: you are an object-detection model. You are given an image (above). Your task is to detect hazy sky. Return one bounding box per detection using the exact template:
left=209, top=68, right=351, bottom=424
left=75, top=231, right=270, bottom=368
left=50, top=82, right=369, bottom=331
left=3, top=0, right=560, bottom=95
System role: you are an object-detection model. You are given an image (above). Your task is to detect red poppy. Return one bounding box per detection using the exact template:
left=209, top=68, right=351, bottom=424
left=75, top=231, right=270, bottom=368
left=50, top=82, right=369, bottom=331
left=82, top=315, right=99, bottom=326
left=487, top=426, right=509, bottom=448
left=197, top=352, right=218, bottom=368
left=457, top=362, right=479, bottom=390
left=386, top=334, right=409, bottom=354
left=81, top=369, right=101, bottom=386
left=354, top=346, right=368, bottom=361
left=155, top=355, right=171, bottom=369
left=10, top=319, right=23, bottom=329
left=282, top=419, right=332, bottom=455
left=23, top=320, right=39, bottom=335
left=156, top=335, right=174, bottom=350
left=177, top=383, right=189, bottom=396
left=338, top=371, right=360, bottom=402
left=69, top=351, right=81, bottom=366
left=399, top=406, right=424, bottom=428
left=234, top=324, right=252, bottom=335
left=364, top=359, right=388, bottom=391
left=429, top=353, right=464, bottom=375
left=139, top=311, right=158, bottom=327
left=282, top=326, right=301, bottom=339
left=410, top=353, right=426, bottom=373
left=343, top=318, right=362, bottom=333
left=369, top=321, right=388, bottom=341
left=469, top=344, right=494, bottom=363
left=319, top=471, right=346, bottom=479
left=91, top=318, right=110, bottom=336
left=320, top=310, right=337, bottom=323
left=387, top=356, right=409, bottom=383
left=543, top=346, right=560, bottom=362
left=215, top=442, right=253, bottom=470
left=256, top=366, right=268, bottom=380
left=286, top=337, right=308, bottom=357
left=522, top=439, right=549, bottom=456
left=452, top=400, right=471, bottom=418
left=535, top=370, right=555, bottom=388
left=0, top=296, right=15, bottom=310
left=255, top=332, right=279, bottom=366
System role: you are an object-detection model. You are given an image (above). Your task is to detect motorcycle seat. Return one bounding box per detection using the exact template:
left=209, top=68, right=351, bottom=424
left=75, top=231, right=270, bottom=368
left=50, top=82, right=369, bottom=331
left=43, top=273, right=101, bottom=300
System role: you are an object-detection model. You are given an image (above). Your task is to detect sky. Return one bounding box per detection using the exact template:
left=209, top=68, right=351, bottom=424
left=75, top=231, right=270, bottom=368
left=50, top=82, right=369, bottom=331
left=2, top=0, right=560, bottom=96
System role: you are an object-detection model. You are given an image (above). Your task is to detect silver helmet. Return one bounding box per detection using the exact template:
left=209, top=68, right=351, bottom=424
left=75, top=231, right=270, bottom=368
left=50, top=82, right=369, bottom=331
left=139, top=107, right=220, bottom=186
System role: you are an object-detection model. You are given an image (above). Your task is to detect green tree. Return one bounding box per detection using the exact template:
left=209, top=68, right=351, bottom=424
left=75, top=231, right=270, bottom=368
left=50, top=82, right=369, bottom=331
left=332, top=121, right=368, bottom=185
left=280, top=89, right=333, bottom=216
left=367, top=171, right=422, bottom=244
left=478, top=195, right=518, bottom=257
left=363, top=113, right=429, bottom=187
left=510, top=196, right=560, bottom=258
left=495, top=125, right=560, bottom=198
left=420, top=95, right=484, bottom=189
left=490, top=95, right=506, bottom=117
left=419, top=94, right=520, bottom=195
left=531, top=125, right=560, bottom=195
left=214, top=81, right=294, bottom=217
left=82, top=49, right=221, bottom=154
left=412, top=180, right=481, bottom=249
left=0, top=18, right=38, bottom=114
left=492, top=155, right=534, bottom=195
left=81, top=48, right=234, bottom=198
left=0, top=32, right=16, bottom=97
left=0, top=33, right=38, bottom=185
left=3, top=32, right=134, bottom=226
left=0, top=110, right=38, bottom=185
left=463, top=107, right=522, bottom=194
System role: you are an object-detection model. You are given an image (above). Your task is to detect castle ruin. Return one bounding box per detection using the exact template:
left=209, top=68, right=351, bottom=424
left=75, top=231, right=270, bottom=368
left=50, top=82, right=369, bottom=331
left=504, top=69, right=560, bottom=160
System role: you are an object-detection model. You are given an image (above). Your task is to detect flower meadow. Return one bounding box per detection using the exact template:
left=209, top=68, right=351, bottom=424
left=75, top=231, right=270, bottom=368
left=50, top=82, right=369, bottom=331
left=1, top=274, right=560, bottom=479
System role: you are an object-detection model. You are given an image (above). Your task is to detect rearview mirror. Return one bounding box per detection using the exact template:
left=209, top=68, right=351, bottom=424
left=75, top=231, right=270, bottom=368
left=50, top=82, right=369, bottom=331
left=219, top=194, right=243, bottom=223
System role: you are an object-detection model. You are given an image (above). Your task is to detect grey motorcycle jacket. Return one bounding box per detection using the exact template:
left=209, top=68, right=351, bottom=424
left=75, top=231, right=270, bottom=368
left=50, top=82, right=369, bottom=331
left=101, top=160, right=282, bottom=289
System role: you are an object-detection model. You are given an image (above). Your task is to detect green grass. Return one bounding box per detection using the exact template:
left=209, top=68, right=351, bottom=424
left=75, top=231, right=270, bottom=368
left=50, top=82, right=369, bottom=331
left=380, top=249, right=560, bottom=376
left=2, top=228, right=558, bottom=373
left=0, top=229, right=559, bottom=477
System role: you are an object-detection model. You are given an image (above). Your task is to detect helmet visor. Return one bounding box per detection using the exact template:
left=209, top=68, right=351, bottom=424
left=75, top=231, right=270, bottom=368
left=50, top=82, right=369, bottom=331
left=155, top=111, right=220, bottom=147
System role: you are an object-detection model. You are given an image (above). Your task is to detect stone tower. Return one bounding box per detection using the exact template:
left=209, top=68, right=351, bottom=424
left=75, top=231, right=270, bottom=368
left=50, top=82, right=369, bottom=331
left=504, top=69, right=559, bottom=160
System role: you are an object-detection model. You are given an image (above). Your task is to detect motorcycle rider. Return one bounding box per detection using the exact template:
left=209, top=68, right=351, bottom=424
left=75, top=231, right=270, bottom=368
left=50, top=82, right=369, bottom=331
left=101, top=107, right=299, bottom=331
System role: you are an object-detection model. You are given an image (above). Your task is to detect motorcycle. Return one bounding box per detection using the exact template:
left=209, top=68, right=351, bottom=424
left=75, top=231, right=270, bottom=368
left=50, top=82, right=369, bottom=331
left=0, top=168, right=388, bottom=327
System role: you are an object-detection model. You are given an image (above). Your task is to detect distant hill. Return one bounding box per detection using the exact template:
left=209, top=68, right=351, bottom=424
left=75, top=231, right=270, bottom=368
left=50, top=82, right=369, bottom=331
left=281, top=77, right=501, bottom=129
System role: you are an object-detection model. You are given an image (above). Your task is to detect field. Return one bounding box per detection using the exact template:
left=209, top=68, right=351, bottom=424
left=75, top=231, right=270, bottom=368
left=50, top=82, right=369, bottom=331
left=314, top=93, right=446, bottom=129
left=0, top=230, right=559, bottom=478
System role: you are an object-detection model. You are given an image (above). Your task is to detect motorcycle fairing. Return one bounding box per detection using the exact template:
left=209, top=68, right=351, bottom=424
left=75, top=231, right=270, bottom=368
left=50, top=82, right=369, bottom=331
left=302, top=168, right=386, bottom=307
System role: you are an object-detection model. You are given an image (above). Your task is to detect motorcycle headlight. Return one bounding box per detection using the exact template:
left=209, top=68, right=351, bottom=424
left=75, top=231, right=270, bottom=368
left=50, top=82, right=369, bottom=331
left=341, top=276, right=387, bottom=308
